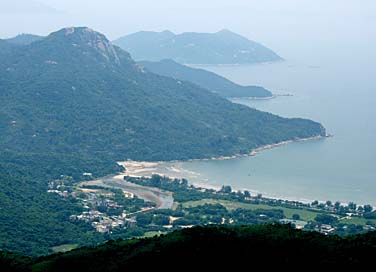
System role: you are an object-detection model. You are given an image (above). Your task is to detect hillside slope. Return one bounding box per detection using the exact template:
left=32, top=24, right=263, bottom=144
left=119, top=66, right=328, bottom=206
left=4, top=34, right=44, bottom=45
left=0, top=27, right=324, bottom=256
left=139, top=59, right=273, bottom=97
left=3, top=224, right=376, bottom=271
left=0, top=27, right=324, bottom=162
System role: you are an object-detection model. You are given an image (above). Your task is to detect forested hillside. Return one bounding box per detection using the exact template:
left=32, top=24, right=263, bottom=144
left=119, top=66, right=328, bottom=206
left=139, top=59, right=273, bottom=97
left=0, top=27, right=324, bottom=255
left=2, top=224, right=376, bottom=271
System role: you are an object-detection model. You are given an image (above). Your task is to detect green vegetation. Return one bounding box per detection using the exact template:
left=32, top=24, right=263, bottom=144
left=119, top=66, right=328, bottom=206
left=0, top=26, right=324, bottom=256
left=142, top=231, right=165, bottom=238
left=51, top=244, right=78, bottom=254
left=4, top=224, right=376, bottom=271
left=340, top=217, right=376, bottom=226
left=0, top=27, right=324, bottom=162
left=124, top=175, right=376, bottom=236
left=4, top=33, right=43, bottom=45
left=0, top=166, right=107, bottom=256
left=113, top=29, right=282, bottom=64
left=139, top=59, right=273, bottom=97
left=183, top=199, right=319, bottom=221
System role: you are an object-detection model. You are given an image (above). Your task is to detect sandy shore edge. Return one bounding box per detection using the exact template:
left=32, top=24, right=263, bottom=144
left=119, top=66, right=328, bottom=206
left=116, top=134, right=329, bottom=205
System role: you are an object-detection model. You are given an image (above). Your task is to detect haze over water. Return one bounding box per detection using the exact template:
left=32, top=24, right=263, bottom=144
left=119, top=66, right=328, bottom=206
left=178, top=53, right=376, bottom=205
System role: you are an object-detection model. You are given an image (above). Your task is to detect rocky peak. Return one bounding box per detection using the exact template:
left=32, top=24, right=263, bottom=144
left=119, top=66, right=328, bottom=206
left=50, top=27, right=121, bottom=64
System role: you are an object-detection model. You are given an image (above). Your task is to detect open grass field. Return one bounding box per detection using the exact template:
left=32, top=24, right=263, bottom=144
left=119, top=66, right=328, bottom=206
left=142, top=231, right=166, bottom=238
left=340, top=217, right=376, bottom=226
left=51, top=244, right=79, bottom=253
left=182, top=199, right=321, bottom=221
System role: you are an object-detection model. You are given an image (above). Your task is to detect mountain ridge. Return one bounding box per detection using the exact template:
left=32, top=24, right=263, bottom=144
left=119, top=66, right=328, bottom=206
left=4, top=33, right=44, bottom=45
left=1, top=26, right=324, bottom=161
left=113, top=29, right=283, bottom=64
left=139, top=59, right=273, bottom=98
left=0, top=26, right=324, bottom=255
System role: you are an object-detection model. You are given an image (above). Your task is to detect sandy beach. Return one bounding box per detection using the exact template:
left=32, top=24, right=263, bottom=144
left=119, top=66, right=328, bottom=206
left=116, top=134, right=328, bottom=204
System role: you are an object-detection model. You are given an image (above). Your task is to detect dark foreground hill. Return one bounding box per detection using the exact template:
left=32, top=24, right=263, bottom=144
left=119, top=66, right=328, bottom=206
left=0, top=27, right=324, bottom=256
left=113, top=29, right=282, bottom=64
left=139, top=59, right=273, bottom=97
left=2, top=224, right=376, bottom=271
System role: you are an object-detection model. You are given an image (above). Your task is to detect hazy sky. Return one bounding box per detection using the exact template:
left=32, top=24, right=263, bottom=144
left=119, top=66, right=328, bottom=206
left=0, top=0, right=375, bottom=62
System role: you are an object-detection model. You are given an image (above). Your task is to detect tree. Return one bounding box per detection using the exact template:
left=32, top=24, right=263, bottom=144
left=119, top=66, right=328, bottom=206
left=136, top=213, right=153, bottom=225
left=292, top=214, right=300, bottom=220
left=363, top=204, right=373, bottom=213
left=311, top=200, right=319, bottom=206
left=315, top=214, right=338, bottom=225
left=348, top=202, right=357, bottom=211
left=236, top=190, right=243, bottom=197
left=181, top=178, right=188, bottom=187
left=153, top=215, right=170, bottom=226
left=334, top=201, right=341, bottom=210
left=326, top=200, right=332, bottom=207
left=244, top=190, right=251, bottom=198
left=220, top=185, right=232, bottom=194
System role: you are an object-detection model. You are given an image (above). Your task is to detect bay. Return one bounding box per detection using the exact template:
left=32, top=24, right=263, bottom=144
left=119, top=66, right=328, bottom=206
left=175, top=59, right=376, bottom=205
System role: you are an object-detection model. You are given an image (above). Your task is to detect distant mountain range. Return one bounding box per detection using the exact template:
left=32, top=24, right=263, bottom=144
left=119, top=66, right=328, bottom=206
left=0, top=27, right=323, bottom=255
left=139, top=59, right=273, bottom=98
left=113, top=29, right=283, bottom=64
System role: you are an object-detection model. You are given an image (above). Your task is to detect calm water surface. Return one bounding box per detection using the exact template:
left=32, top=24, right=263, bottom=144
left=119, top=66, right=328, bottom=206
left=177, top=59, right=376, bottom=205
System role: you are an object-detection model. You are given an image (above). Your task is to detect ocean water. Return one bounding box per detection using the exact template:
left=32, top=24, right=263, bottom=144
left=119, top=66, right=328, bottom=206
left=177, top=59, right=376, bottom=205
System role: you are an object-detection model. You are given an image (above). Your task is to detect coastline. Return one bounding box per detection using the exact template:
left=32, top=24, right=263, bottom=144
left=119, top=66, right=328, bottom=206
left=118, top=134, right=328, bottom=171
left=231, top=95, right=276, bottom=100
left=187, top=134, right=328, bottom=162
left=230, top=93, right=294, bottom=101
left=117, top=134, right=329, bottom=205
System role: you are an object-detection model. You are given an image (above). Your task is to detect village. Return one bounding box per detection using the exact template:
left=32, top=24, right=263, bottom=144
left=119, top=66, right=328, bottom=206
left=47, top=174, right=376, bottom=238
left=47, top=175, right=153, bottom=234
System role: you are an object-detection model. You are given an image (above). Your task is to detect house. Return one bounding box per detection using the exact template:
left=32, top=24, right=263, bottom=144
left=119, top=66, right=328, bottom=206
left=95, top=225, right=108, bottom=233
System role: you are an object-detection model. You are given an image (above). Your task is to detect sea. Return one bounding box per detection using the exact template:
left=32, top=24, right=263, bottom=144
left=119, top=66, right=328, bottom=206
left=174, top=56, right=376, bottom=205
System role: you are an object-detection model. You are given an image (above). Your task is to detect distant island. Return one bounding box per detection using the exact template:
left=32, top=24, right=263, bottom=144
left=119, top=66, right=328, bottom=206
left=113, top=29, right=283, bottom=64
left=139, top=59, right=273, bottom=98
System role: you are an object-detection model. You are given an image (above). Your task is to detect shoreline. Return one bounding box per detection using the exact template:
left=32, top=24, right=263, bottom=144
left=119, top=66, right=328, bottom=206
left=117, top=134, right=330, bottom=205
left=118, top=134, right=328, bottom=169
left=230, top=92, right=294, bottom=102
left=187, top=134, right=329, bottom=162
left=231, top=95, right=276, bottom=100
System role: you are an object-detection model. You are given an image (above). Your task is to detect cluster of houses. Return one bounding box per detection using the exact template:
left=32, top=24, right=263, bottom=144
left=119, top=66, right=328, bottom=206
left=70, top=210, right=137, bottom=233
left=47, top=178, right=75, bottom=198
left=47, top=176, right=141, bottom=233
left=70, top=189, right=141, bottom=233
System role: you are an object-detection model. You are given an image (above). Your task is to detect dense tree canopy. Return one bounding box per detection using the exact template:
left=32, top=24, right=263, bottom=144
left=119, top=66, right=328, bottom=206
left=3, top=224, right=376, bottom=271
